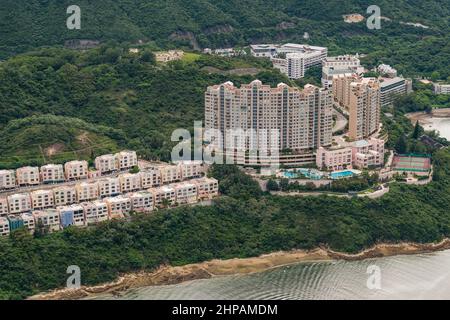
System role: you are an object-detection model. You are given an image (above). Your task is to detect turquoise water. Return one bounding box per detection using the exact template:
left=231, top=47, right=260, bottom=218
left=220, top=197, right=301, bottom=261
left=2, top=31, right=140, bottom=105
left=87, top=250, right=450, bottom=300
left=283, top=172, right=298, bottom=179
left=330, top=171, right=355, bottom=179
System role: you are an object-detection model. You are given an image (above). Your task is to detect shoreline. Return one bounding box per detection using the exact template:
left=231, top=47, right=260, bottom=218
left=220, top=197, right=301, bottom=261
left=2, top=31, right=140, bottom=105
left=29, top=238, right=450, bottom=300
left=406, top=108, right=450, bottom=124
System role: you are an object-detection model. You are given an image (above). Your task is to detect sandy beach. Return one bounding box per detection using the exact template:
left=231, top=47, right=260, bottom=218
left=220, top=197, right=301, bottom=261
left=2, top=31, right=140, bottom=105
left=406, top=108, right=450, bottom=124
left=29, top=238, right=450, bottom=300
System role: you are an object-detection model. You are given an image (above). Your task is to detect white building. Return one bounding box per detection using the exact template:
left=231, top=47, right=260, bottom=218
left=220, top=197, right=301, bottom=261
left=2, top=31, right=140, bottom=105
left=82, top=201, right=109, bottom=224
left=58, top=204, right=85, bottom=227
left=377, top=64, right=397, bottom=78
left=65, top=160, right=89, bottom=180
left=173, top=182, right=198, bottom=204
left=0, top=198, right=9, bottom=216
left=105, top=196, right=132, bottom=219
left=76, top=181, right=99, bottom=202
left=140, top=169, right=162, bottom=188
left=150, top=185, right=176, bottom=208
left=380, top=77, right=413, bottom=107
left=7, top=193, right=32, bottom=214
left=119, top=173, right=141, bottom=193
left=0, top=170, right=16, bottom=190
left=434, top=83, right=450, bottom=95
left=30, top=189, right=55, bottom=210
left=115, top=151, right=138, bottom=170
left=193, top=178, right=219, bottom=200
left=95, top=154, right=118, bottom=174
left=322, top=55, right=364, bottom=88
left=16, top=166, right=40, bottom=186
left=21, top=212, right=35, bottom=233
left=33, top=209, right=60, bottom=232
left=0, top=217, right=10, bottom=236
left=98, top=177, right=121, bottom=198
left=53, top=186, right=77, bottom=206
left=129, top=191, right=154, bottom=213
left=40, top=164, right=65, bottom=183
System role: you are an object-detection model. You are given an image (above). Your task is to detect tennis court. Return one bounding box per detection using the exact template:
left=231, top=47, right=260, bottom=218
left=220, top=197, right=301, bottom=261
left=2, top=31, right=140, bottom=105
left=392, top=155, right=431, bottom=173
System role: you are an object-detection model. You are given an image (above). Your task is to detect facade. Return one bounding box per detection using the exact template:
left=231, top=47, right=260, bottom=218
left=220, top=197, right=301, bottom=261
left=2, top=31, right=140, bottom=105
left=379, top=77, right=412, bottom=107
left=65, top=160, right=88, bottom=180
left=40, top=164, right=65, bottom=184
left=94, top=154, right=118, bottom=174
left=150, top=186, right=176, bottom=208
left=0, top=198, right=9, bottom=216
left=322, top=55, right=364, bottom=88
left=7, top=193, right=32, bottom=214
left=205, top=80, right=333, bottom=159
left=173, top=182, right=198, bottom=204
left=129, top=191, right=154, bottom=213
left=377, top=64, right=397, bottom=78
left=193, top=177, right=219, bottom=200
left=105, top=196, right=131, bottom=219
left=21, top=212, right=35, bottom=233
left=433, top=83, right=450, bottom=95
left=30, top=189, right=54, bottom=210
left=158, top=164, right=182, bottom=184
left=115, top=151, right=138, bottom=170
left=82, top=201, right=109, bottom=224
left=16, top=166, right=40, bottom=186
left=0, top=170, right=16, bottom=190
left=177, top=161, right=204, bottom=180
left=333, top=75, right=381, bottom=140
left=0, top=217, right=10, bottom=236
left=316, top=147, right=353, bottom=171
left=53, top=186, right=77, bottom=206
left=76, top=182, right=99, bottom=202
left=140, top=169, right=162, bottom=188
left=98, top=177, right=121, bottom=198
left=316, top=138, right=385, bottom=170
left=58, top=204, right=85, bottom=227
left=119, top=173, right=141, bottom=193
left=33, top=209, right=60, bottom=232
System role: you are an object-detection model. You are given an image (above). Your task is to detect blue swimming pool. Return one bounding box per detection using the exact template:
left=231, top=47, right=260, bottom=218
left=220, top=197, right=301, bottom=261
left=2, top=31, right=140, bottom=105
left=330, top=170, right=356, bottom=179
left=283, top=171, right=298, bottom=179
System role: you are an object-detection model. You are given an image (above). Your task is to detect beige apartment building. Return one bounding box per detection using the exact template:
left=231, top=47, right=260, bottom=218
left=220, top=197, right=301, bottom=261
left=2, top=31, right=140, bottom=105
left=40, top=164, right=65, bottom=183
left=53, top=186, right=77, bottom=206
left=30, top=189, right=55, bottom=210
left=173, top=182, right=198, bottom=204
left=57, top=204, right=86, bottom=227
left=129, top=191, right=154, bottom=213
left=115, top=151, right=138, bottom=170
left=21, top=212, right=35, bottom=233
left=82, top=201, right=109, bottom=224
left=0, top=170, right=16, bottom=190
left=104, top=196, right=131, bottom=219
left=140, top=169, right=162, bottom=188
left=7, top=193, right=32, bottom=214
left=32, top=209, right=60, bottom=232
left=333, top=74, right=381, bottom=140
left=157, top=164, right=182, bottom=184
left=177, top=161, right=204, bottom=180
left=16, top=166, right=40, bottom=186
left=119, top=173, right=141, bottom=193
left=193, top=178, right=219, bottom=200
left=98, top=177, right=121, bottom=198
left=0, top=198, right=9, bottom=216
left=95, top=154, right=118, bottom=174
left=0, top=217, right=10, bottom=236
left=65, top=160, right=89, bottom=180
left=316, top=147, right=353, bottom=171
left=76, top=181, right=99, bottom=202
left=150, top=185, right=176, bottom=208
left=205, top=80, right=333, bottom=157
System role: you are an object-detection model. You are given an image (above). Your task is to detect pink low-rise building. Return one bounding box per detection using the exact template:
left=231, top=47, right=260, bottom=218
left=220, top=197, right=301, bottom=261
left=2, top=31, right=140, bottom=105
left=316, top=147, right=353, bottom=171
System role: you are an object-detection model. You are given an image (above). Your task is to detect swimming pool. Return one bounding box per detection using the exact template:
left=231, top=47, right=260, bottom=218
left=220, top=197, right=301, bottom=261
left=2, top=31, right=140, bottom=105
left=330, top=170, right=357, bottom=180
left=283, top=171, right=298, bottom=179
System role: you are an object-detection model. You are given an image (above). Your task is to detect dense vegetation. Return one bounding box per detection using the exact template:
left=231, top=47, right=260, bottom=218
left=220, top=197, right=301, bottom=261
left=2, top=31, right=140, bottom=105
left=0, top=46, right=288, bottom=168
left=0, top=1, right=449, bottom=80
left=0, top=148, right=449, bottom=299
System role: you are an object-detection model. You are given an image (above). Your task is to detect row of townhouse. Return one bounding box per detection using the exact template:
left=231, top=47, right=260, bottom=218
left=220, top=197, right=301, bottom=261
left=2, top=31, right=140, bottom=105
left=0, top=164, right=206, bottom=216
left=0, top=151, right=138, bottom=190
left=0, top=177, right=219, bottom=236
